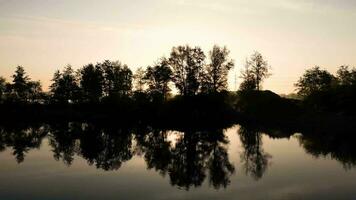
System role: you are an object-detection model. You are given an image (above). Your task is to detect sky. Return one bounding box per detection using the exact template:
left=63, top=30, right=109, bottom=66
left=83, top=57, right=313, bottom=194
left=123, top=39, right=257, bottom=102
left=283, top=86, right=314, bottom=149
left=0, top=0, right=355, bottom=93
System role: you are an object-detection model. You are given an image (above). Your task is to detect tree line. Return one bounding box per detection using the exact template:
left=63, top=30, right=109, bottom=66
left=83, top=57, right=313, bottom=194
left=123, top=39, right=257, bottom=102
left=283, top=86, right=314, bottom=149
left=1, top=43, right=354, bottom=111
left=294, top=65, right=356, bottom=113
left=295, top=65, right=356, bottom=97
left=0, top=45, right=272, bottom=105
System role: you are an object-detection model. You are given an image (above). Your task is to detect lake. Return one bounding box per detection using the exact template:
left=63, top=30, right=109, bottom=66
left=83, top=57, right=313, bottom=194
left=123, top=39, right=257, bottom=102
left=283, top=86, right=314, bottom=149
left=0, top=123, right=356, bottom=200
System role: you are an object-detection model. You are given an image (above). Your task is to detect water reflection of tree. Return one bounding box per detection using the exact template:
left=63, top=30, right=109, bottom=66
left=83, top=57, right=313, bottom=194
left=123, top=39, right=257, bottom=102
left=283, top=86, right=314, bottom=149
left=137, top=128, right=235, bottom=190
left=298, top=133, right=356, bottom=170
left=238, top=126, right=271, bottom=180
left=82, top=126, right=133, bottom=171
left=0, top=122, right=236, bottom=190
left=48, top=122, right=81, bottom=166
left=0, top=127, right=7, bottom=152
left=49, top=123, right=134, bottom=171
left=0, top=124, right=47, bottom=163
left=135, top=128, right=172, bottom=176
left=168, top=131, right=207, bottom=189
left=206, top=130, right=235, bottom=189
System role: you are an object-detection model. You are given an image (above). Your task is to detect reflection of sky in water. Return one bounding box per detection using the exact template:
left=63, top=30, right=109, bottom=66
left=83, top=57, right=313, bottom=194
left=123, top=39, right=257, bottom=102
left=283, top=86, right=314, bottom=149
left=0, top=125, right=356, bottom=200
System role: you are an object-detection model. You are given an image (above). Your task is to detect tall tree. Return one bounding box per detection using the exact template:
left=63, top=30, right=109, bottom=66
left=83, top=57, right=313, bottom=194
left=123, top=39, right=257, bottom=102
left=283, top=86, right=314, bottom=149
left=12, top=66, right=30, bottom=101
left=79, top=63, right=104, bottom=103
left=144, top=59, right=172, bottom=101
left=101, top=60, right=133, bottom=97
left=8, top=66, right=43, bottom=103
left=133, top=67, right=146, bottom=93
left=27, top=81, right=43, bottom=103
left=50, top=65, right=80, bottom=103
left=168, top=45, right=205, bottom=96
left=239, top=59, right=257, bottom=91
left=117, top=65, right=133, bottom=96
left=295, top=66, right=335, bottom=97
left=336, top=65, right=356, bottom=86
left=202, top=45, right=234, bottom=93
left=0, top=77, right=6, bottom=101
left=240, top=52, right=271, bottom=91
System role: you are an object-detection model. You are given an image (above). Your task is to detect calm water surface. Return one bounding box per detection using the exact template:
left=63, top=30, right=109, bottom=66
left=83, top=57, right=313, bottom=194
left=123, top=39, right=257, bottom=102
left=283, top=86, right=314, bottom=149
left=0, top=123, right=356, bottom=200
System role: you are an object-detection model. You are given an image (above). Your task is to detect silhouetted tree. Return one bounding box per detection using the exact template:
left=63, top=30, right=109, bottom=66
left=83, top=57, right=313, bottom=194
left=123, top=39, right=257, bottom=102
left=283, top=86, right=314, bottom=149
left=0, top=77, right=6, bottom=102
left=201, top=45, right=234, bottom=93
left=239, top=59, right=257, bottom=91
left=168, top=45, right=205, bottom=96
left=336, top=65, right=356, bottom=86
left=144, top=59, right=172, bottom=101
left=132, top=67, right=150, bottom=109
left=240, top=52, right=270, bottom=91
left=295, top=66, right=335, bottom=97
left=50, top=65, right=80, bottom=104
left=11, top=66, right=30, bottom=101
left=27, top=81, right=43, bottom=103
left=101, top=60, right=133, bottom=97
left=133, top=67, right=146, bottom=93
left=5, top=66, right=43, bottom=103
left=79, top=63, right=104, bottom=103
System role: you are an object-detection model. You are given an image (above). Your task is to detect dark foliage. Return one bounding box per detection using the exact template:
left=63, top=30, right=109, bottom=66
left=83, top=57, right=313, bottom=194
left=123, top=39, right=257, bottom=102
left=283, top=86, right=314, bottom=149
left=235, top=90, right=302, bottom=123
left=0, top=46, right=354, bottom=135
left=296, top=66, right=356, bottom=114
left=240, top=52, right=270, bottom=91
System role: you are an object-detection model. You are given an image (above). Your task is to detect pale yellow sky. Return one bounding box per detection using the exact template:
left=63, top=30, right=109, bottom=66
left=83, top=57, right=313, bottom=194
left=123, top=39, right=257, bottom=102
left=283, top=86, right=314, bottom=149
left=0, top=0, right=355, bottom=93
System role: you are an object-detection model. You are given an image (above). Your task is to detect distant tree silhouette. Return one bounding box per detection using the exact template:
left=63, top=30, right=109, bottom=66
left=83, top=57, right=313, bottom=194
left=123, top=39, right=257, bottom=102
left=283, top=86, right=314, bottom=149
left=133, top=67, right=146, bottom=93
left=50, top=65, right=80, bottom=104
left=101, top=60, right=133, bottom=97
left=1, top=45, right=354, bottom=121
left=132, top=67, right=150, bottom=108
left=79, top=63, right=104, bottom=103
left=336, top=65, right=356, bottom=86
left=295, top=66, right=336, bottom=97
left=0, top=77, right=6, bottom=102
left=27, top=81, right=43, bottom=103
left=12, top=66, right=30, bottom=101
left=239, top=59, right=258, bottom=91
left=201, top=45, right=234, bottom=93
left=168, top=45, right=205, bottom=96
left=4, top=66, right=43, bottom=103
left=294, top=66, right=356, bottom=113
left=240, top=52, right=270, bottom=91
left=144, top=59, right=172, bottom=101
